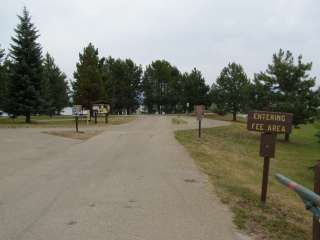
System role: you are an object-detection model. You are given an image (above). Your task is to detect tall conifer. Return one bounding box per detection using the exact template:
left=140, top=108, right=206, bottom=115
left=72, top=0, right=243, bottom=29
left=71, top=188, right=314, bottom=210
left=7, top=7, right=43, bottom=122
left=73, top=43, right=105, bottom=111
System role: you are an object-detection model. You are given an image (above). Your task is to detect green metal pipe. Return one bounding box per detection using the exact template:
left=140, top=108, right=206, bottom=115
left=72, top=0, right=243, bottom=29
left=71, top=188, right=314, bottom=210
left=275, top=174, right=320, bottom=219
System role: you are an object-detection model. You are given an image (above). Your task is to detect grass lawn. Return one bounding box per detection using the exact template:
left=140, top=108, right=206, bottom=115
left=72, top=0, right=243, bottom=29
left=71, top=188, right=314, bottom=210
left=175, top=120, right=320, bottom=240
left=0, top=115, right=135, bottom=128
left=172, top=116, right=188, bottom=125
left=205, top=113, right=247, bottom=123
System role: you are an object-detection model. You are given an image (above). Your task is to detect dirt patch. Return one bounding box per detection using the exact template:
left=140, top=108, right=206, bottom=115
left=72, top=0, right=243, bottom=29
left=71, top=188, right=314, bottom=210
left=42, top=130, right=103, bottom=140
left=184, top=178, right=197, bottom=183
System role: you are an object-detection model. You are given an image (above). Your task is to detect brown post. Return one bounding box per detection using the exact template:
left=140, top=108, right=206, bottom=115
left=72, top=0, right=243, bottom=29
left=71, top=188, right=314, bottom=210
left=284, top=133, right=290, bottom=142
left=75, top=116, right=79, bottom=133
left=261, top=156, right=270, bottom=203
left=246, top=111, right=293, bottom=204
left=105, top=113, right=108, bottom=124
left=313, top=162, right=320, bottom=240
left=198, top=120, right=201, bottom=138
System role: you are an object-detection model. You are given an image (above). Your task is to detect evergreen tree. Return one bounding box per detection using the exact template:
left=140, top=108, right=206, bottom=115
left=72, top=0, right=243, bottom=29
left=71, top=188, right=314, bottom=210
left=316, top=87, right=320, bottom=143
left=182, top=68, right=209, bottom=112
left=122, top=59, right=142, bottom=113
left=6, top=7, right=43, bottom=122
left=0, top=46, right=7, bottom=109
left=253, top=49, right=318, bottom=140
left=142, top=60, right=182, bottom=113
left=211, top=62, right=250, bottom=121
left=101, top=57, right=142, bottom=114
left=166, top=66, right=182, bottom=113
left=73, top=43, right=105, bottom=112
left=0, top=47, right=4, bottom=61
left=142, top=61, right=209, bottom=113
left=40, top=53, right=54, bottom=115
left=317, top=87, right=320, bottom=119
left=42, top=53, right=69, bottom=115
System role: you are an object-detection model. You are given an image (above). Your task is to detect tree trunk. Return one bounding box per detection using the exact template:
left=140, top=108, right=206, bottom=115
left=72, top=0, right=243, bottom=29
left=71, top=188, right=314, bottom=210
left=232, top=112, right=237, bottom=121
left=284, top=133, right=290, bottom=142
left=25, top=113, right=31, bottom=123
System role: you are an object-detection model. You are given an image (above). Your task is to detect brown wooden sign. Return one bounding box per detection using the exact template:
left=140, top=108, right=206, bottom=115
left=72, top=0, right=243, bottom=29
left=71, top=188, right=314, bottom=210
left=195, top=105, right=205, bottom=121
left=247, top=111, right=293, bottom=134
left=260, top=133, right=276, bottom=158
left=247, top=111, right=293, bottom=203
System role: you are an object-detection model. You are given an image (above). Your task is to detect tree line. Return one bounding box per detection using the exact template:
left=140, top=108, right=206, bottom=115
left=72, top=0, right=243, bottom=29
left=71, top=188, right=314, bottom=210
left=210, top=51, right=320, bottom=128
left=72, top=45, right=210, bottom=115
left=210, top=50, right=320, bottom=141
left=0, top=8, right=210, bottom=122
left=0, top=7, right=319, bottom=130
left=72, top=44, right=143, bottom=115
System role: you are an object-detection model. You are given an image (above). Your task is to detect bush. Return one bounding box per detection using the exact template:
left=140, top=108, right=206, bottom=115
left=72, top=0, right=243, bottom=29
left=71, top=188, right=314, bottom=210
left=209, top=103, right=227, bottom=115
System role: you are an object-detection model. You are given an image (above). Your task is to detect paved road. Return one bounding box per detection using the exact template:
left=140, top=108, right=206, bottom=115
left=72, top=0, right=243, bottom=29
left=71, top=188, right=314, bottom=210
left=0, top=116, right=249, bottom=240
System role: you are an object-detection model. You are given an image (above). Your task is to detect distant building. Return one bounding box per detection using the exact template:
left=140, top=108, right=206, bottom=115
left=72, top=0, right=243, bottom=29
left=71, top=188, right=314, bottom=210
left=60, top=107, right=73, bottom=116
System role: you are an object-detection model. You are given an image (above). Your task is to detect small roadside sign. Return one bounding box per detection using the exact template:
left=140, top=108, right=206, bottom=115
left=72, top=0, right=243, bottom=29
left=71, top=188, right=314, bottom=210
left=92, top=103, right=110, bottom=124
left=72, top=105, right=82, bottom=116
left=92, top=104, right=110, bottom=114
left=72, top=105, right=83, bottom=132
left=194, top=105, right=205, bottom=138
left=195, top=105, right=205, bottom=121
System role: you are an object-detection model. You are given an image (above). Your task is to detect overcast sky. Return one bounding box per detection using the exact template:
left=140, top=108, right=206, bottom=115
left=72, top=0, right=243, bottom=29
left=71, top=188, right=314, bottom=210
left=1, top=0, right=320, bottom=87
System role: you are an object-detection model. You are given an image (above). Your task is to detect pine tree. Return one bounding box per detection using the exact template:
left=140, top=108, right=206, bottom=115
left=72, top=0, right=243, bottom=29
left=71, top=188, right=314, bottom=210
left=182, top=68, right=209, bottom=113
left=142, top=61, right=209, bottom=114
left=100, top=57, right=142, bottom=114
left=6, top=7, right=43, bottom=123
left=142, top=60, right=183, bottom=113
left=41, top=53, right=54, bottom=115
left=253, top=49, right=318, bottom=141
left=0, top=46, right=7, bottom=109
left=211, top=63, right=251, bottom=121
left=73, top=43, right=105, bottom=112
left=42, top=53, right=69, bottom=116
left=316, top=87, right=320, bottom=143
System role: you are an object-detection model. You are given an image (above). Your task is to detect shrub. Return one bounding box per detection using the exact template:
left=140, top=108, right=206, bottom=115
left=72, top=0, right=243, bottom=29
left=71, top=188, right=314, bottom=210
left=209, top=103, right=227, bottom=115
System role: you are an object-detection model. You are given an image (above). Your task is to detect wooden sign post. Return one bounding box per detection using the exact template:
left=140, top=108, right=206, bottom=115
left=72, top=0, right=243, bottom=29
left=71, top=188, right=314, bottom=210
left=247, top=111, right=293, bottom=203
left=75, top=116, right=79, bottom=133
left=72, top=105, right=82, bottom=133
left=92, top=103, right=110, bottom=124
left=105, top=105, right=110, bottom=124
left=195, top=105, right=205, bottom=138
